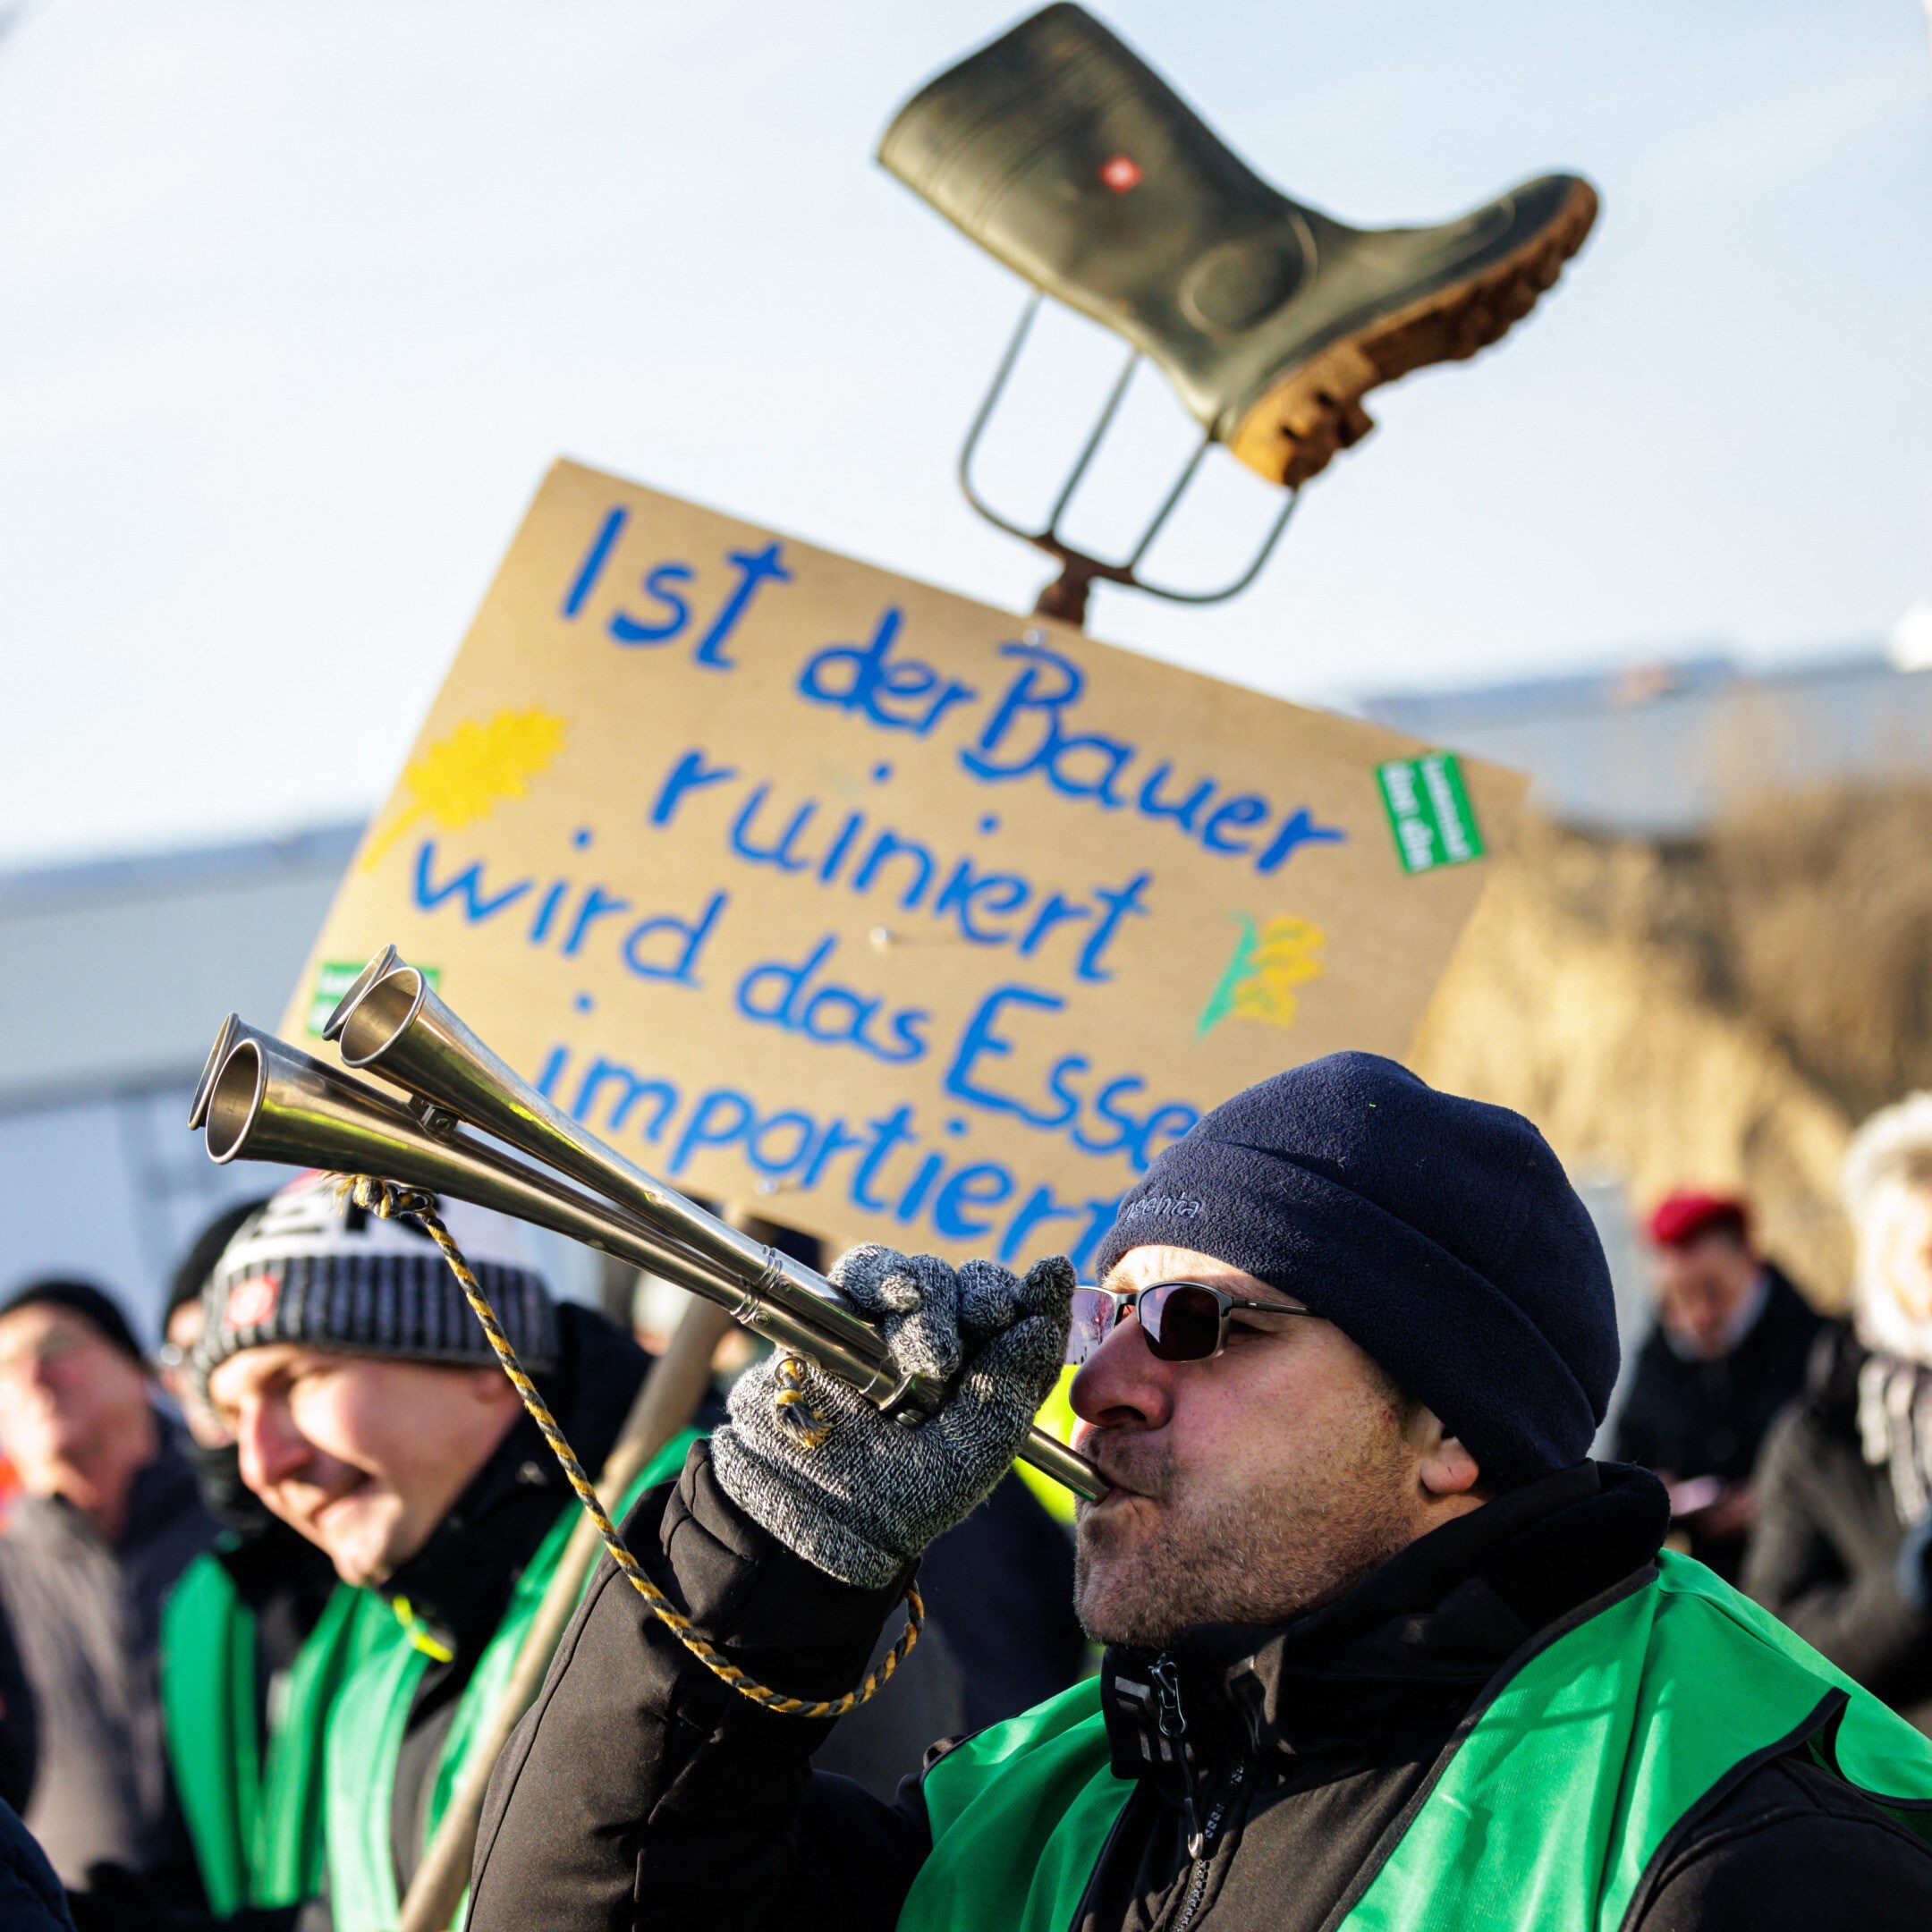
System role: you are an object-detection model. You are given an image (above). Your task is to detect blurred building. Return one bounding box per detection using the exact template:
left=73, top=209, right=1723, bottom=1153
left=0, top=826, right=360, bottom=1337
left=1360, top=651, right=1928, bottom=837
left=1367, top=646, right=1932, bottom=1436
left=0, top=822, right=610, bottom=1340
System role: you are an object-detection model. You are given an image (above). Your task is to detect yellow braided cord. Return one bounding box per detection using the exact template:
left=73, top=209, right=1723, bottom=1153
left=333, top=1174, right=920, bottom=1719
left=771, top=1353, right=835, bottom=1450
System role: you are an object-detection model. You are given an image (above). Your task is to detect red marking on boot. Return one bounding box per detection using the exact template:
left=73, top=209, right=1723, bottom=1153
left=1098, top=154, right=1142, bottom=192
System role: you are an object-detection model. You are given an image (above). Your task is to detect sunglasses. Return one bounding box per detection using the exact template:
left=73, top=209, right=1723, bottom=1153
left=1067, top=1280, right=1320, bottom=1366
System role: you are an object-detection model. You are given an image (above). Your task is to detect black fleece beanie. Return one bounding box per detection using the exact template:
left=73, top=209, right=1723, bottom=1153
left=1093, top=1052, right=1617, bottom=1489
left=0, top=1279, right=146, bottom=1368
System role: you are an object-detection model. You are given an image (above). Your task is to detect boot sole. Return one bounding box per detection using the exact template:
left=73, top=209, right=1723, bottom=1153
left=1227, top=178, right=1599, bottom=489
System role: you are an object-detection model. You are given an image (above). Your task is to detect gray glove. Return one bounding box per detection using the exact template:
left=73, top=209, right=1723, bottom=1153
left=709, top=1245, right=1074, bottom=1588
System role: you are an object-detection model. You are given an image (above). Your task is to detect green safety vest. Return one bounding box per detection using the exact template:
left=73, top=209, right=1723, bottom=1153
left=325, top=1428, right=701, bottom=1932
left=897, top=1550, right=1932, bottom=1932
left=161, top=1555, right=391, bottom=1915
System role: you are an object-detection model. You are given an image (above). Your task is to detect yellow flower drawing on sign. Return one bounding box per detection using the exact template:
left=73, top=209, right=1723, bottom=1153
left=360, top=708, right=569, bottom=870
left=1197, top=914, right=1326, bottom=1036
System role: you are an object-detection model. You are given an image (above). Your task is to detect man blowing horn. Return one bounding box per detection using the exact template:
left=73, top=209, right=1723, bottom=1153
left=467, top=1055, right=1932, bottom=1931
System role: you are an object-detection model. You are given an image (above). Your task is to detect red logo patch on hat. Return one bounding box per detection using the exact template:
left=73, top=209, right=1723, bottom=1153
left=225, top=1273, right=281, bottom=1329
left=1098, top=153, right=1142, bottom=193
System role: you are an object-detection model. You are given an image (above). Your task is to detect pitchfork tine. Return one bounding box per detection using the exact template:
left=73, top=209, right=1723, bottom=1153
left=954, top=296, right=1301, bottom=628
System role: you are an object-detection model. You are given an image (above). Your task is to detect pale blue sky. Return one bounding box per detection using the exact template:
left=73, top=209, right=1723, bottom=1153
left=1, top=0, right=1928, bottom=863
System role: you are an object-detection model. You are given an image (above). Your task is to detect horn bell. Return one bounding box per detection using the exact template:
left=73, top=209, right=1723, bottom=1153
left=201, top=1031, right=708, bottom=1293
left=318, top=943, right=401, bottom=1043
left=196, top=1029, right=928, bottom=1411
left=326, top=949, right=888, bottom=1370
left=190, top=1014, right=289, bottom=1131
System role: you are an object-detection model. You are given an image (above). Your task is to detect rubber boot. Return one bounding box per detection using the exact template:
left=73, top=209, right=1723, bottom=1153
left=879, top=4, right=1597, bottom=489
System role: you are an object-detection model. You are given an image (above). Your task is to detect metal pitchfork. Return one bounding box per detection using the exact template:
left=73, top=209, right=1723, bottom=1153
left=961, top=293, right=1301, bottom=629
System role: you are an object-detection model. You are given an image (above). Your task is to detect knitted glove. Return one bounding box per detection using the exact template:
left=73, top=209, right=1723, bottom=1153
left=710, top=1244, right=1074, bottom=1588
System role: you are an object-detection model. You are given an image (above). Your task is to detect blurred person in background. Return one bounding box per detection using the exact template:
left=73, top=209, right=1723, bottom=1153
left=192, top=1175, right=702, bottom=1932
left=1747, top=1096, right=1932, bottom=1732
left=0, top=1281, right=216, bottom=1896
left=1613, top=1191, right=1821, bottom=1581
left=154, top=1202, right=362, bottom=1925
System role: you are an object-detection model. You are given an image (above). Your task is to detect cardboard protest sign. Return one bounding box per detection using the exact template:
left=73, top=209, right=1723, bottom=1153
left=286, top=460, right=1524, bottom=1274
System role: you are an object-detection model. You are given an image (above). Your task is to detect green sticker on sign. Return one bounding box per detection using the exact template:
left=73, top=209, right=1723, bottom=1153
left=305, top=960, right=440, bottom=1036
left=1377, top=752, right=1485, bottom=874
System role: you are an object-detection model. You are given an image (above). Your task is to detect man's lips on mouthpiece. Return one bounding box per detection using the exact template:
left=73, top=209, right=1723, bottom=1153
left=1077, top=1430, right=1157, bottom=1505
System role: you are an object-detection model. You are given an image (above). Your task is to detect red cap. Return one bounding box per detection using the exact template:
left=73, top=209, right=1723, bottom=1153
left=1648, top=1190, right=1750, bottom=1250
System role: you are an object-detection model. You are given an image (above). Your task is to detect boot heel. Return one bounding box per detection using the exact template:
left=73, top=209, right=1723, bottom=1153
left=1230, top=178, right=1598, bottom=487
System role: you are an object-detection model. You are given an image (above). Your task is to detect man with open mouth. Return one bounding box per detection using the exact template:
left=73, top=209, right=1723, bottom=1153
left=469, top=1053, right=1932, bottom=1932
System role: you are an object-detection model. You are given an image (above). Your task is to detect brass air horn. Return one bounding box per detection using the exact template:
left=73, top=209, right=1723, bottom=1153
left=191, top=945, right=1104, bottom=1502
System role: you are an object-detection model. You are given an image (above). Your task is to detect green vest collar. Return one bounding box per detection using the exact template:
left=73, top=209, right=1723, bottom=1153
left=1092, top=1462, right=1655, bottom=1794
left=325, top=1428, right=703, bottom=1932
left=900, top=1555, right=1932, bottom=1932
left=161, top=1555, right=391, bottom=1913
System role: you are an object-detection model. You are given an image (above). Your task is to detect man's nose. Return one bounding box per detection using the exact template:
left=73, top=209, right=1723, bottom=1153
left=233, top=1398, right=309, bottom=1493
left=1070, top=1313, right=1174, bottom=1435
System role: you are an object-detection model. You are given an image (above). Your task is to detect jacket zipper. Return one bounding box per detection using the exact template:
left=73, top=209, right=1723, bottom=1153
left=1149, top=1653, right=1248, bottom=1932
left=1148, top=1656, right=1200, bottom=1852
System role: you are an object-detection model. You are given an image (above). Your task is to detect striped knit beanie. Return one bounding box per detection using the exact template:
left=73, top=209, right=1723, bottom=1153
left=193, top=1172, right=558, bottom=1385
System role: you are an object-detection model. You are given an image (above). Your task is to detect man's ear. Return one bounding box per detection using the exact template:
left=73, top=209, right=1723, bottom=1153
left=468, top=1366, right=521, bottom=1411
left=1411, top=1408, right=1484, bottom=1499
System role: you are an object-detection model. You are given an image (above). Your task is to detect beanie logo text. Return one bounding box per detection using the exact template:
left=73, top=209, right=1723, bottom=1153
left=224, top=1273, right=280, bottom=1330
left=1117, top=1193, right=1207, bottom=1224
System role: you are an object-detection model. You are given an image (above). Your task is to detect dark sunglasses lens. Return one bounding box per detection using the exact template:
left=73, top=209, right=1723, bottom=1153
left=1141, top=1284, right=1224, bottom=1362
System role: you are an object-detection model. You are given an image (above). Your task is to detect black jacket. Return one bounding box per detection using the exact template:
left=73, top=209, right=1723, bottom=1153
left=0, top=1428, right=216, bottom=1891
left=809, top=1472, right=1086, bottom=1802
left=177, top=1434, right=340, bottom=1696
left=1612, top=1262, right=1821, bottom=1580
left=208, top=1521, right=338, bottom=1700
left=368, top=1302, right=657, bottom=1908
left=1743, top=1324, right=1932, bottom=1732
left=467, top=1448, right=1932, bottom=1932
left=916, top=1472, right=1083, bottom=1735
left=0, top=1800, right=72, bottom=1932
